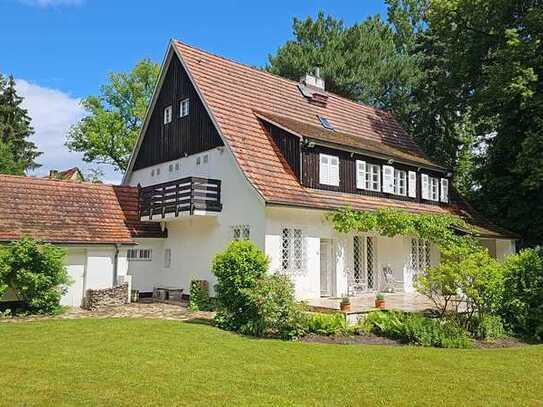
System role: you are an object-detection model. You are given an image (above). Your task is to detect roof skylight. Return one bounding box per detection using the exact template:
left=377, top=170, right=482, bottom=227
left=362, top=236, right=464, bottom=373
left=318, top=115, right=334, bottom=130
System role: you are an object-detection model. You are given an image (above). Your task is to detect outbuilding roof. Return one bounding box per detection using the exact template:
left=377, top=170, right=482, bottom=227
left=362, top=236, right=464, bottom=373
left=0, top=175, right=164, bottom=244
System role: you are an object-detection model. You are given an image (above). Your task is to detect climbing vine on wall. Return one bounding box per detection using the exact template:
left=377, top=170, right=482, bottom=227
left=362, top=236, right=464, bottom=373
left=327, top=208, right=477, bottom=251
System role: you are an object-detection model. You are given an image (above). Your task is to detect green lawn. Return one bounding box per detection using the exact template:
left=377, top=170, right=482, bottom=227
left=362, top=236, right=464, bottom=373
left=0, top=319, right=542, bottom=406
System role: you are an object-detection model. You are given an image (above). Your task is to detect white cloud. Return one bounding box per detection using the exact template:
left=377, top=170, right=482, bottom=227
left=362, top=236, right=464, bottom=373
left=18, top=0, right=83, bottom=7
left=15, top=79, right=122, bottom=184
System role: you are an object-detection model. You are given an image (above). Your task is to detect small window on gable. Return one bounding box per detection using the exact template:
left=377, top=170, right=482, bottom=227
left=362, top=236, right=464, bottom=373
left=179, top=98, right=190, bottom=118
left=163, top=105, right=173, bottom=124
left=168, top=164, right=174, bottom=173
left=156, top=167, right=160, bottom=176
left=151, top=169, right=155, bottom=177
left=318, top=115, right=334, bottom=130
left=319, top=153, right=339, bottom=186
left=175, top=162, right=180, bottom=172
left=203, top=154, right=208, bottom=164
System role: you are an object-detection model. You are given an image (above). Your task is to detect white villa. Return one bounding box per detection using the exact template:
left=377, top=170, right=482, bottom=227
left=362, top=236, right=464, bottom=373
left=0, top=40, right=517, bottom=308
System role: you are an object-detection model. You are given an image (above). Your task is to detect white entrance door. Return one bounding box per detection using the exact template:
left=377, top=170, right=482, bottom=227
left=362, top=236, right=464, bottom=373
left=60, top=250, right=86, bottom=307
left=320, top=239, right=334, bottom=297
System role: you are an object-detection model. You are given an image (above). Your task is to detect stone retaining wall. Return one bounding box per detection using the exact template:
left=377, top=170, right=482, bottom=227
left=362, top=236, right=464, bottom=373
left=83, top=283, right=128, bottom=310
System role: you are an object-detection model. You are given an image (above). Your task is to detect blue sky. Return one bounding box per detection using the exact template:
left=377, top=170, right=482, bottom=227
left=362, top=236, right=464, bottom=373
left=2, top=0, right=387, bottom=182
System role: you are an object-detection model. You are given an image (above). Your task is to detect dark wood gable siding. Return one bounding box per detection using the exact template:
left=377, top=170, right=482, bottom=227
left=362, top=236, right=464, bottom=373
left=263, top=122, right=300, bottom=179
left=301, top=144, right=448, bottom=205
left=133, top=55, right=223, bottom=170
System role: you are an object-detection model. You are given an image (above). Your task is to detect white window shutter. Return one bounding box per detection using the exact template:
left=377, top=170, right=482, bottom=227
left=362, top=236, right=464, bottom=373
left=440, top=178, right=449, bottom=203
left=319, top=154, right=329, bottom=185
left=330, top=156, right=339, bottom=186
left=356, top=160, right=367, bottom=189
left=421, top=174, right=429, bottom=200
left=408, top=171, right=417, bottom=198
left=382, top=165, right=394, bottom=193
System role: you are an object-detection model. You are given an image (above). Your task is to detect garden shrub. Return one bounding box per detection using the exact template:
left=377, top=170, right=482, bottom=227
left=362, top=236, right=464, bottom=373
left=212, top=240, right=269, bottom=331
left=500, top=248, right=543, bottom=340
left=0, top=237, right=69, bottom=314
left=239, top=274, right=306, bottom=339
left=415, top=244, right=504, bottom=327
left=305, top=312, right=348, bottom=336
left=365, top=311, right=472, bottom=348
left=467, top=314, right=506, bottom=340
left=212, top=241, right=304, bottom=339
left=188, top=280, right=213, bottom=311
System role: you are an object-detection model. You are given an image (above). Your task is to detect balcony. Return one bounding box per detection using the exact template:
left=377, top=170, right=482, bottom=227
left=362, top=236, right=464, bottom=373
left=139, top=176, right=222, bottom=221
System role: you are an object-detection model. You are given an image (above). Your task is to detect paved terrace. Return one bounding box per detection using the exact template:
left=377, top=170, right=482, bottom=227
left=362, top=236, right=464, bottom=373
left=307, top=292, right=436, bottom=314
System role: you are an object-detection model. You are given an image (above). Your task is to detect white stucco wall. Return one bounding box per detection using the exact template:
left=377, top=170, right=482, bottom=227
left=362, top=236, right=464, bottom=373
left=265, top=206, right=440, bottom=299
left=127, top=238, right=164, bottom=293
left=127, top=146, right=266, bottom=296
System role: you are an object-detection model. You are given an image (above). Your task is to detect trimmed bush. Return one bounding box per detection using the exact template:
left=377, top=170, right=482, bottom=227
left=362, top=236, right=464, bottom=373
left=240, top=274, right=306, bottom=339
left=500, top=248, right=543, bottom=340
left=0, top=237, right=69, bottom=314
left=212, top=241, right=304, bottom=339
left=212, top=240, right=269, bottom=331
left=365, top=311, right=472, bottom=348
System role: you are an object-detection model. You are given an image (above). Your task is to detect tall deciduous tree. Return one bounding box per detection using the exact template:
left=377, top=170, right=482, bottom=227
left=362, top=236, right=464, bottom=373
left=66, top=59, right=159, bottom=172
left=424, top=0, right=543, bottom=246
left=0, top=74, right=40, bottom=173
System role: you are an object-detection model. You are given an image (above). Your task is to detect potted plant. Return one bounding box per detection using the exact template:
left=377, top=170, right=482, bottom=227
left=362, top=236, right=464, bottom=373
left=340, top=296, right=351, bottom=312
left=375, top=292, right=385, bottom=309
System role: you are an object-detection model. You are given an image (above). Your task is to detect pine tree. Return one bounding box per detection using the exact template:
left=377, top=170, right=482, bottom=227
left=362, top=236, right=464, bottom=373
left=0, top=73, right=41, bottom=172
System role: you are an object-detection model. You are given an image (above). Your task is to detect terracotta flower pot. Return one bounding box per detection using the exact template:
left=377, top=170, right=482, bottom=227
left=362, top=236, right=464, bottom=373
left=340, top=303, right=351, bottom=312
left=375, top=299, right=385, bottom=309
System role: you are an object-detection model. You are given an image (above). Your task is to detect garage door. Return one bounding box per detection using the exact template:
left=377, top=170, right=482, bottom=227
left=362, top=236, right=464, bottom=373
left=60, top=250, right=86, bottom=307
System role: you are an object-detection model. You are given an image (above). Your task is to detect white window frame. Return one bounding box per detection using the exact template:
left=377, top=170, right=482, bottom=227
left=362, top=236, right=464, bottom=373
left=319, top=154, right=339, bottom=186
left=163, top=105, right=173, bottom=125
left=232, top=225, right=250, bottom=241
left=179, top=98, right=190, bottom=118
left=127, top=248, right=152, bottom=262
left=394, top=169, right=407, bottom=196
left=281, top=227, right=305, bottom=273
left=367, top=164, right=381, bottom=192
left=164, top=248, right=172, bottom=269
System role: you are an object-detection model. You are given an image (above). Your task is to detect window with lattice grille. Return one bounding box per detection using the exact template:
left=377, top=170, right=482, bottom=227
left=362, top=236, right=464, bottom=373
left=353, top=236, right=376, bottom=290
left=281, top=227, right=304, bottom=273
left=411, top=239, right=431, bottom=281
left=232, top=225, right=250, bottom=241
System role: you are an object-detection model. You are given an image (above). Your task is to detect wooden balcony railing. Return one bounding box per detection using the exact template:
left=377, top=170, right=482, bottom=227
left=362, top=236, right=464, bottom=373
left=139, top=176, right=222, bottom=220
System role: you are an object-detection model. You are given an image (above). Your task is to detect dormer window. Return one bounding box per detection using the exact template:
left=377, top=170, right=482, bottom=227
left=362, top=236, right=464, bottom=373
left=163, top=105, right=173, bottom=124
left=179, top=98, right=190, bottom=118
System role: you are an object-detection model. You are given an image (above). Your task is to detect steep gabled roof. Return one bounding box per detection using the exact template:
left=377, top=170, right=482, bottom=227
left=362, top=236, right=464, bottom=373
left=171, top=40, right=445, bottom=207
left=0, top=175, right=163, bottom=244
left=125, top=40, right=514, bottom=239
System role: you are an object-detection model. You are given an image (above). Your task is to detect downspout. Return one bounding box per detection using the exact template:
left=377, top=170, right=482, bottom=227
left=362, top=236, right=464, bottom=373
left=113, top=244, right=120, bottom=286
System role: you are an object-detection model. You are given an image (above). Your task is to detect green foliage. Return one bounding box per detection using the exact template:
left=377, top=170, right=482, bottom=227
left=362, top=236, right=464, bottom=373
left=240, top=274, right=306, bottom=340
left=266, top=12, right=423, bottom=122
left=212, top=241, right=305, bottom=339
left=415, top=243, right=504, bottom=325
left=422, top=0, right=543, bottom=246
left=0, top=237, right=69, bottom=314
left=467, top=315, right=506, bottom=341
left=305, top=312, right=348, bottom=336
left=66, top=59, right=159, bottom=172
left=188, top=280, right=213, bottom=312
left=500, top=248, right=543, bottom=340
left=0, top=74, right=41, bottom=172
left=329, top=207, right=471, bottom=248
left=366, top=310, right=472, bottom=348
